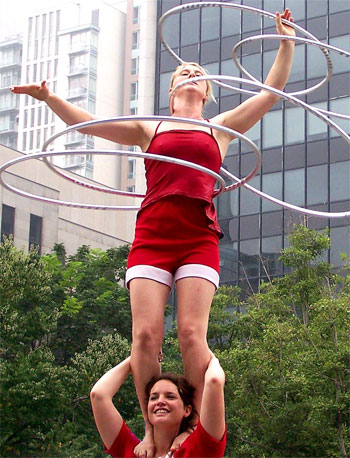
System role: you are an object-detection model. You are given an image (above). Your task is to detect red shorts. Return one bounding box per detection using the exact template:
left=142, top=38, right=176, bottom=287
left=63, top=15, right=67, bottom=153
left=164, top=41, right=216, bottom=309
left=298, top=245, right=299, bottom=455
left=126, top=195, right=220, bottom=289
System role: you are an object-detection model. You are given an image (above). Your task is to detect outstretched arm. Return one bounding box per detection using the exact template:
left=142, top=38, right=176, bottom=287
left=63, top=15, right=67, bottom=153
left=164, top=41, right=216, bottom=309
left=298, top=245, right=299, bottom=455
left=199, top=353, right=226, bottom=441
left=213, top=9, right=296, bottom=152
left=10, top=81, right=147, bottom=146
left=90, top=357, right=131, bottom=449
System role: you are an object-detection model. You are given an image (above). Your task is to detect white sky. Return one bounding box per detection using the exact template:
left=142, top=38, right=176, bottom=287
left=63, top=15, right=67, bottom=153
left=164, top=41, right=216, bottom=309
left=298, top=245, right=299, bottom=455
left=0, top=0, right=127, bottom=42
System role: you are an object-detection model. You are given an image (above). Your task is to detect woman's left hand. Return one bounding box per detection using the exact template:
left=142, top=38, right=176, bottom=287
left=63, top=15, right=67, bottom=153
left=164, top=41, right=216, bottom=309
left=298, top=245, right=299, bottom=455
left=276, top=8, right=296, bottom=38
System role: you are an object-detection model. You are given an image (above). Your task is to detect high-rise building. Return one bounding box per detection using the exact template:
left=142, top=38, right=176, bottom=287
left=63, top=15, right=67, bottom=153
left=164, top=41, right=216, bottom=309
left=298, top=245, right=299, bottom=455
left=120, top=0, right=157, bottom=198
left=16, top=1, right=126, bottom=185
left=0, top=1, right=158, bottom=254
left=155, top=0, right=350, bottom=293
left=1, top=0, right=157, bottom=194
left=0, top=36, right=22, bottom=150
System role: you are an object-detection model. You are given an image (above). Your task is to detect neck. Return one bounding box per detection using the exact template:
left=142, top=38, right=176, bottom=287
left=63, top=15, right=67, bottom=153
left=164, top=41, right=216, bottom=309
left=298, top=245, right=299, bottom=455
left=153, top=425, right=180, bottom=457
left=171, top=96, right=204, bottom=120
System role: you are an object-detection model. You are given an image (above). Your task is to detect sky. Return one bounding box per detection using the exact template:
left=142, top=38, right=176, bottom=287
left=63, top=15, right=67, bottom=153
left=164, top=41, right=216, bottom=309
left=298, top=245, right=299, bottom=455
left=0, top=0, right=127, bottom=42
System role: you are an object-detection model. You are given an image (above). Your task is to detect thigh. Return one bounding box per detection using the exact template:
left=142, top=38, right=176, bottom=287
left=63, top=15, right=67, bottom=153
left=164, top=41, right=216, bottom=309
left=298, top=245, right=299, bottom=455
left=129, top=278, right=170, bottom=333
left=176, top=277, right=216, bottom=336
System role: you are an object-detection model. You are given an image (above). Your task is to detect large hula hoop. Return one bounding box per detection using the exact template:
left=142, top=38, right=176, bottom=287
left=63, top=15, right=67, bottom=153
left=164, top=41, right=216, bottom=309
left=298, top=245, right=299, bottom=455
left=158, top=1, right=333, bottom=96
left=40, top=115, right=262, bottom=197
left=232, top=34, right=350, bottom=108
left=0, top=149, right=226, bottom=210
left=172, top=75, right=350, bottom=218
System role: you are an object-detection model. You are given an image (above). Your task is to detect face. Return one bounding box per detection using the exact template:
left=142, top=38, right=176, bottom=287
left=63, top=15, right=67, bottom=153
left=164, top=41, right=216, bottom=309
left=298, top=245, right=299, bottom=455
left=170, top=64, right=208, bottom=101
left=147, top=379, right=192, bottom=427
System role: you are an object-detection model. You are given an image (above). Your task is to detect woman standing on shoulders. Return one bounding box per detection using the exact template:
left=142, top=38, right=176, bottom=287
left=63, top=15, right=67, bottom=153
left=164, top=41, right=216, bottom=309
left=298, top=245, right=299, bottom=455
left=10, top=8, right=295, bottom=456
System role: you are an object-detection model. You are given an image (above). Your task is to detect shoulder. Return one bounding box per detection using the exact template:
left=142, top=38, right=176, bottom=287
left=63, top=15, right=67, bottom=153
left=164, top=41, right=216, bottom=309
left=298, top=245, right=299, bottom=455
left=174, top=420, right=226, bottom=458
left=104, top=421, right=140, bottom=458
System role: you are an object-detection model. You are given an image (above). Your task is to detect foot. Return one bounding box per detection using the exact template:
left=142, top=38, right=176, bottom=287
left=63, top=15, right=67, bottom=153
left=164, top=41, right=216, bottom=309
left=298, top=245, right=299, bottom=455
left=134, top=431, right=155, bottom=458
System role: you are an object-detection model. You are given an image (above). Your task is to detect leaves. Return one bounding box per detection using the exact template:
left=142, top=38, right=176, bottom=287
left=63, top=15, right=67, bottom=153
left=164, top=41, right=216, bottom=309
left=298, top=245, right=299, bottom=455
left=1, top=226, right=349, bottom=456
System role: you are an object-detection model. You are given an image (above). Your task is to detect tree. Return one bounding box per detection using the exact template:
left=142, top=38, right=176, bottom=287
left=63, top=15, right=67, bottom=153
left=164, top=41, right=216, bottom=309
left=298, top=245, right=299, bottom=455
left=207, top=226, right=350, bottom=457
left=0, top=239, right=134, bottom=456
left=0, top=239, right=68, bottom=455
left=43, top=244, right=132, bottom=364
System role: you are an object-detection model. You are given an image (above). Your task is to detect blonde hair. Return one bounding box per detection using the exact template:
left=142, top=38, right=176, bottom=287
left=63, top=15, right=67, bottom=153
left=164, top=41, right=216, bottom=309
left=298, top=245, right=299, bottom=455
left=169, top=62, right=216, bottom=113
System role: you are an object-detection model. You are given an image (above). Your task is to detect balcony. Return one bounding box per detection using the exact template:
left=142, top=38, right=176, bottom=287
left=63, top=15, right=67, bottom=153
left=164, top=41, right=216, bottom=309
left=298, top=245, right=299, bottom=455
left=0, top=120, right=18, bottom=133
left=69, top=43, right=97, bottom=55
left=68, top=65, right=89, bottom=77
left=0, top=104, right=18, bottom=113
left=67, top=87, right=88, bottom=99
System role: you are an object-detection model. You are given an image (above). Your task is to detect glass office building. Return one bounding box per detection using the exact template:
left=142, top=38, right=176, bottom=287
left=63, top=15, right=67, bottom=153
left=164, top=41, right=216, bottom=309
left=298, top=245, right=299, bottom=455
left=155, top=0, right=349, bottom=293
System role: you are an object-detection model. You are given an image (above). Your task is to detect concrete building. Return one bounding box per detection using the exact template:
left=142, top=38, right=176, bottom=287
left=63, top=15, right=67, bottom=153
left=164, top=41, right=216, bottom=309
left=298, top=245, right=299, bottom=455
left=155, top=0, right=350, bottom=292
left=0, top=143, right=138, bottom=255
left=0, top=0, right=158, bottom=253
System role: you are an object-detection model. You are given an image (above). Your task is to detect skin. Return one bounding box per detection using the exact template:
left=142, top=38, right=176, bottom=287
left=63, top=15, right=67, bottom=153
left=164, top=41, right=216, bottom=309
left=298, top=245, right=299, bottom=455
left=90, top=353, right=225, bottom=457
left=10, top=8, right=295, bottom=457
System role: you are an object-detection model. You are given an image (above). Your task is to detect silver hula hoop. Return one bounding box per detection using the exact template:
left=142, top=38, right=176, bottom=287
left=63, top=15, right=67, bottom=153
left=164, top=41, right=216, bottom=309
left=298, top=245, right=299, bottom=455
left=172, top=75, right=350, bottom=218
left=0, top=149, right=225, bottom=210
left=232, top=34, right=350, bottom=108
left=40, top=115, right=262, bottom=198
left=158, top=1, right=333, bottom=96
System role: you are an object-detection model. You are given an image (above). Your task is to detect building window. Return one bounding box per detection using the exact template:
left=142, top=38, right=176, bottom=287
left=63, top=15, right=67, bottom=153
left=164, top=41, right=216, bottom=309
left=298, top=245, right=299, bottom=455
left=131, top=56, right=138, bottom=75
left=128, top=158, right=136, bottom=179
left=1, top=204, right=15, bottom=242
left=29, top=214, right=42, bottom=253
left=132, top=31, right=139, bottom=50
left=133, top=6, right=140, bottom=24
left=130, top=81, right=138, bottom=101
left=130, top=106, right=138, bottom=115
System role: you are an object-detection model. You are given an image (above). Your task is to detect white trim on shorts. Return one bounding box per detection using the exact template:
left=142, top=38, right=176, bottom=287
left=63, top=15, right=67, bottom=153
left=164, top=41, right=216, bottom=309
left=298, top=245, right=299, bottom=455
left=125, top=264, right=219, bottom=289
left=175, top=264, right=219, bottom=289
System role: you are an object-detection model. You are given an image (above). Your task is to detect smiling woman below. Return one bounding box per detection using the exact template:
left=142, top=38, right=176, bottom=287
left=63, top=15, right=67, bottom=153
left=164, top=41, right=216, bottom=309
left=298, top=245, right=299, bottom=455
left=90, top=353, right=226, bottom=458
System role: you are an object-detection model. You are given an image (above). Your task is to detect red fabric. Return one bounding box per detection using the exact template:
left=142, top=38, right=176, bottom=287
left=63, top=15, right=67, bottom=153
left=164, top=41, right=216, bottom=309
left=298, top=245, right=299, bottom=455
left=127, top=195, right=220, bottom=273
left=104, top=419, right=226, bottom=458
left=140, top=128, right=222, bottom=237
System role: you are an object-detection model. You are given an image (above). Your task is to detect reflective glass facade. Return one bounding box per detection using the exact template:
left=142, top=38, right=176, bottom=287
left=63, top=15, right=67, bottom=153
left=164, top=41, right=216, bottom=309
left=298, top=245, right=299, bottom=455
left=156, top=0, right=349, bottom=292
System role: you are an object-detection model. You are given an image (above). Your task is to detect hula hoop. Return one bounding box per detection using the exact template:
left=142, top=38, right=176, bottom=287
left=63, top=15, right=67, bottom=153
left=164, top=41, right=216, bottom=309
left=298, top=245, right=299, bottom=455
left=40, top=115, right=262, bottom=197
left=0, top=149, right=226, bottom=210
left=232, top=34, right=350, bottom=103
left=158, top=1, right=333, bottom=96
left=172, top=75, right=350, bottom=218
left=221, top=168, right=350, bottom=219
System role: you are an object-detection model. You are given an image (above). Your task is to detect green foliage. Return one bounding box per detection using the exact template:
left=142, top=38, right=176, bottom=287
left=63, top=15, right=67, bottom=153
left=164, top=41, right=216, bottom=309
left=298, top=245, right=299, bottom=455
left=1, top=226, right=349, bottom=457
left=42, top=244, right=132, bottom=364
left=0, top=240, right=133, bottom=457
left=210, top=225, right=350, bottom=457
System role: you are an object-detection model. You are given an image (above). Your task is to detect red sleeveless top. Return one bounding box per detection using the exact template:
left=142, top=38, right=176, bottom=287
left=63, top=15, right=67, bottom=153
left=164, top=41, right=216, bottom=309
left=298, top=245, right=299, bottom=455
left=140, top=122, right=223, bottom=237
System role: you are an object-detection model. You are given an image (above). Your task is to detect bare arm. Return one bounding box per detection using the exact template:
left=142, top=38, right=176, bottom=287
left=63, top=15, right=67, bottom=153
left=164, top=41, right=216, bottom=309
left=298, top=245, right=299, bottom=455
left=199, top=353, right=226, bottom=441
left=212, top=9, right=296, bottom=153
left=10, top=81, right=148, bottom=147
left=90, top=357, right=131, bottom=448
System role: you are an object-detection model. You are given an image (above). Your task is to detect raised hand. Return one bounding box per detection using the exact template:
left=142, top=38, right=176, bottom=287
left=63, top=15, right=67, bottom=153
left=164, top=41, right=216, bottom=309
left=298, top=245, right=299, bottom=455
left=276, top=8, right=296, bottom=38
left=10, top=80, right=49, bottom=102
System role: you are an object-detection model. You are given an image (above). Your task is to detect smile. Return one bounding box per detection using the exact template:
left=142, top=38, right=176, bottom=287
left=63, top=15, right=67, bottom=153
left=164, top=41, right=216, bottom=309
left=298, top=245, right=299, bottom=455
left=154, top=408, right=169, bottom=414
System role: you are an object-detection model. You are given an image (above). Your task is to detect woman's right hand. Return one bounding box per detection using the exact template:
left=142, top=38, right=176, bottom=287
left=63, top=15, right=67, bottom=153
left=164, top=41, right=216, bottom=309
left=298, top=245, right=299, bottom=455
left=10, top=80, right=49, bottom=102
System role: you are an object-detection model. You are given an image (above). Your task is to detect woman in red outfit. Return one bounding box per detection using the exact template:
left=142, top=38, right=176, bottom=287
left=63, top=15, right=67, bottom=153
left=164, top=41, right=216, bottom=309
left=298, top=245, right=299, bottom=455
left=11, top=9, right=295, bottom=456
left=90, top=353, right=226, bottom=458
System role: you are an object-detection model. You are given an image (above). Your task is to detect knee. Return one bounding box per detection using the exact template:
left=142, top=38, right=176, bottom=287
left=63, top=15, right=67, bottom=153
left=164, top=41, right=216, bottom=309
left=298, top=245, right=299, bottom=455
left=133, top=326, right=162, bottom=353
left=178, top=324, right=206, bottom=352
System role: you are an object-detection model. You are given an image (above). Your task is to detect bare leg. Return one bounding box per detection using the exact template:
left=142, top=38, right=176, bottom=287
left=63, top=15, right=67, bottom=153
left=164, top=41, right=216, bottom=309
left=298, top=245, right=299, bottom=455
left=129, top=278, right=170, bottom=456
left=176, top=277, right=215, bottom=417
